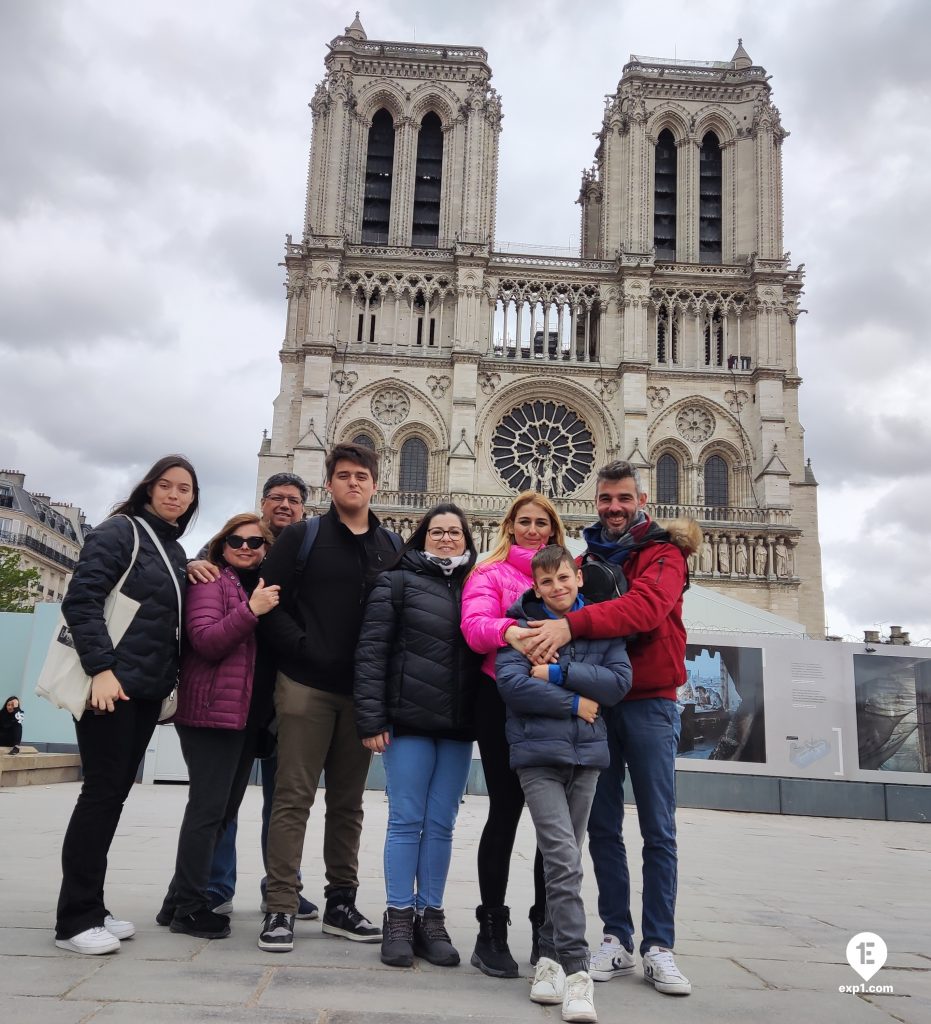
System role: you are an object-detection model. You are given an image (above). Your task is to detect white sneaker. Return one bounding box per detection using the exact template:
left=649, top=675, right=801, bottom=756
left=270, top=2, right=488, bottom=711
left=55, top=926, right=121, bottom=955
left=642, top=945, right=691, bottom=995
left=103, top=914, right=135, bottom=940
left=530, top=956, right=566, bottom=1004
left=562, top=970, right=597, bottom=1022
left=589, top=934, right=635, bottom=981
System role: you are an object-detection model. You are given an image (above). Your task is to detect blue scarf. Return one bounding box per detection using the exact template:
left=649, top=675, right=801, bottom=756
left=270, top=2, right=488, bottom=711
left=582, top=510, right=650, bottom=565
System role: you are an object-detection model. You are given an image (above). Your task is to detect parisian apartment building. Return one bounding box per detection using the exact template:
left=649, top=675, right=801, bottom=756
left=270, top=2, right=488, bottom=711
left=0, top=470, right=88, bottom=606
left=256, top=15, right=825, bottom=635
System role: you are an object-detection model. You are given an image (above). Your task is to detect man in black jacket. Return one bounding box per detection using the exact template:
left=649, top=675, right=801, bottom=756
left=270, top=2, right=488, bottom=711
left=257, top=444, right=399, bottom=953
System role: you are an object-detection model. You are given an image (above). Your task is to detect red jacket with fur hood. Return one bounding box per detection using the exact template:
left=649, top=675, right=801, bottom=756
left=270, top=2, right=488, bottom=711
left=566, top=517, right=702, bottom=702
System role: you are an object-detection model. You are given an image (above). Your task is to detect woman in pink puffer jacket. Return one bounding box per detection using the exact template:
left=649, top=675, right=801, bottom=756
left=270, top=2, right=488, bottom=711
left=159, top=513, right=279, bottom=940
left=460, top=491, right=566, bottom=978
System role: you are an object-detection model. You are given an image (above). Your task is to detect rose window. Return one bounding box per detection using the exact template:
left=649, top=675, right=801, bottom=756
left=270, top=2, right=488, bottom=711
left=491, top=401, right=594, bottom=497
left=676, top=406, right=715, bottom=442
left=371, top=388, right=410, bottom=425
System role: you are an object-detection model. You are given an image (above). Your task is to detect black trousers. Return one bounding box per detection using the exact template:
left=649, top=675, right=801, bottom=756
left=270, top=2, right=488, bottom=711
left=56, top=697, right=161, bottom=939
left=167, top=723, right=258, bottom=917
left=474, top=675, right=546, bottom=911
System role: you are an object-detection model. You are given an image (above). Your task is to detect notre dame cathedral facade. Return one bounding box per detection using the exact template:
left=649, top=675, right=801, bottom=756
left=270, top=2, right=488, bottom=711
left=257, top=14, right=825, bottom=635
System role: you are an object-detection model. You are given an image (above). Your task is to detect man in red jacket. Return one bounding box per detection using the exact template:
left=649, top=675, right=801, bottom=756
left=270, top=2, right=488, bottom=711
left=524, top=461, right=700, bottom=997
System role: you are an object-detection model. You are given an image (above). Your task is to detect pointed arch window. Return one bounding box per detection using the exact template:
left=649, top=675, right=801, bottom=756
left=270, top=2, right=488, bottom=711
left=412, top=112, right=443, bottom=247
left=654, top=128, right=677, bottom=260
left=704, top=455, right=728, bottom=507
left=353, top=433, right=376, bottom=449
left=699, top=132, right=722, bottom=264
left=398, top=437, right=428, bottom=493
left=361, top=109, right=395, bottom=244
left=656, top=454, right=679, bottom=504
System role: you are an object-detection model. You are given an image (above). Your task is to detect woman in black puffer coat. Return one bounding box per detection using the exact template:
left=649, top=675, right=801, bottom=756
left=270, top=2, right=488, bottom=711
left=55, top=455, right=198, bottom=957
left=354, top=503, right=480, bottom=971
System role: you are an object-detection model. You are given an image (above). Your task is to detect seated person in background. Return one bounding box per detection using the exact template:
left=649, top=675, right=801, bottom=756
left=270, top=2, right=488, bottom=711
left=1, top=695, right=24, bottom=754
left=496, top=545, right=631, bottom=1024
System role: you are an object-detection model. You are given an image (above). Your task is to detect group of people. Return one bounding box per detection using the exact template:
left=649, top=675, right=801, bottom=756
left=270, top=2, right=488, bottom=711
left=52, top=442, right=701, bottom=1023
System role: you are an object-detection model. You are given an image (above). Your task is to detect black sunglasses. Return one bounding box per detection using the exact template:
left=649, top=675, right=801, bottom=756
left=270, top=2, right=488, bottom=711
left=225, top=535, right=265, bottom=550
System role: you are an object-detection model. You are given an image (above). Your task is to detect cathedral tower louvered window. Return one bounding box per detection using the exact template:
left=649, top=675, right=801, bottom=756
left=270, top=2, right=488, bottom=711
left=411, top=113, right=443, bottom=247
left=699, top=132, right=722, bottom=264
left=361, top=109, right=395, bottom=244
left=654, top=129, right=677, bottom=260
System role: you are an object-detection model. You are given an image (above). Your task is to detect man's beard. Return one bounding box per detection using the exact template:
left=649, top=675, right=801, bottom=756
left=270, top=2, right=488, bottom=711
left=600, top=519, right=630, bottom=541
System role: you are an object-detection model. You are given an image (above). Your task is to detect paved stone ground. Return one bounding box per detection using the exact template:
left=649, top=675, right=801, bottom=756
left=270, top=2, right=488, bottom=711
left=0, top=781, right=928, bottom=1024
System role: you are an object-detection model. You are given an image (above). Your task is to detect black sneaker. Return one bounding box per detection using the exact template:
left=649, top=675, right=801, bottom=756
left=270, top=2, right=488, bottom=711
left=322, top=890, right=382, bottom=943
left=413, top=907, right=459, bottom=967
left=260, top=878, right=319, bottom=921
left=169, top=908, right=231, bottom=939
left=8, top=746, right=19, bottom=755
left=258, top=912, right=295, bottom=952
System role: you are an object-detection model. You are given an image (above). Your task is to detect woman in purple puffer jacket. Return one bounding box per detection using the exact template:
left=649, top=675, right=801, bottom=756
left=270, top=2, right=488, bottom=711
left=158, top=513, right=279, bottom=940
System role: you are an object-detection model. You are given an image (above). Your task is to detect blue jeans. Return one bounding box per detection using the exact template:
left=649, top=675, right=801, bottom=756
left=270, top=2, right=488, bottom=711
left=382, top=734, right=472, bottom=910
left=587, top=698, right=680, bottom=955
left=206, top=752, right=286, bottom=903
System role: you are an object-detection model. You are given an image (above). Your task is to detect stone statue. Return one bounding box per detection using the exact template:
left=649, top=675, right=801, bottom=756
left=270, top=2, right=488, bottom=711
left=717, top=537, right=730, bottom=574
left=734, top=537, right=748, bottom=575
left=753, top=539, right=767, bottom=576
left=775, top=538, right=790, bottom=578
left=699, top=535, right=713, bottom=574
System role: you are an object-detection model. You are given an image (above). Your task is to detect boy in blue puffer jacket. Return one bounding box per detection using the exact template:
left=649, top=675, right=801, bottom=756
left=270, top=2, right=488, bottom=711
left=496, top=545, right=630, bottom=1024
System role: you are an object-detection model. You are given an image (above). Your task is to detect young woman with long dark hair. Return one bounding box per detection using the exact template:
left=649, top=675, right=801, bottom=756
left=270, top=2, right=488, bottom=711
left=55, top=455, right=198, bottom=955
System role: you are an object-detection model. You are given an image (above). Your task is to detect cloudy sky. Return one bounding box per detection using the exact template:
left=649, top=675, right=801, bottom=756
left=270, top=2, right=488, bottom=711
left=2, top=0, right=929, bottom=642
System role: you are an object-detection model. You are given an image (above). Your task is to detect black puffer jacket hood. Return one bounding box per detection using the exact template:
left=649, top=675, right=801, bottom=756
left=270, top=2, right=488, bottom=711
left=354, top=549, right=479, bottom=739
left=62, top=510, right=188, bottom=700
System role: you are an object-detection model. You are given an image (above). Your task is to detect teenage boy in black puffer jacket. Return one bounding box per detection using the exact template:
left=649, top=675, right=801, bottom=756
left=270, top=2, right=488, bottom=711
left=496, top=545, right=630, bottom=1024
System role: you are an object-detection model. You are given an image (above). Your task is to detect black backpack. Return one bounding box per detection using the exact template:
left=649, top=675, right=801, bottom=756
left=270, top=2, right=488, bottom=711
left=579, top=551, right=629, bottom=604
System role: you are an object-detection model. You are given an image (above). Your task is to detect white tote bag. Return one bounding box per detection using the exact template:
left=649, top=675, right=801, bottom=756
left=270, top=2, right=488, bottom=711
left=35, top=517, right=141, bottom=720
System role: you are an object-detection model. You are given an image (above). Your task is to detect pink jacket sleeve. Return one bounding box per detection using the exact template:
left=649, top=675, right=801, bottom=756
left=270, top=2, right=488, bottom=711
left=184, top=575, right=259, bottom=663
left=460, top=565, right=517, bottom=654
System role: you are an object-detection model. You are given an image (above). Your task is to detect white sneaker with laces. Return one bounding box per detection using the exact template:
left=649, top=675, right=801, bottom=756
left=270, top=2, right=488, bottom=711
left=589, top=934, right=635, bottom=981
left=530, top=956, right=566, bottom=1004
left=642, top=945, right=691, bottom=995
left=103, top=914, right=135, bottom=940
left=562, top=970, right=597, bottom=1022
left=55, top=926, right=121, bottom=955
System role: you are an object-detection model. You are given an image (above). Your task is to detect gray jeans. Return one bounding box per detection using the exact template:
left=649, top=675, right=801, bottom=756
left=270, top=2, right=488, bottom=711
left=517, top=765, right=600, bottom=976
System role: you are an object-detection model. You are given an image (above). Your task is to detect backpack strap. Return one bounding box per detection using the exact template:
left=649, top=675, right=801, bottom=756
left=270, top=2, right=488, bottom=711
left=293, top=516, right=321, bottom=584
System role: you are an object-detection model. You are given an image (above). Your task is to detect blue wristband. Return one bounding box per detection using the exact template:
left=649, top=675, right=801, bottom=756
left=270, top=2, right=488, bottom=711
left=548, top=663, right=563, bottom=686
left=572, top=693, right=580, bottom=716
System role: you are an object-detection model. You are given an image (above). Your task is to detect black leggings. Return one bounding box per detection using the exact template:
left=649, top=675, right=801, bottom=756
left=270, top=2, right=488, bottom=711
left=474, top=674, right=546, bottom=911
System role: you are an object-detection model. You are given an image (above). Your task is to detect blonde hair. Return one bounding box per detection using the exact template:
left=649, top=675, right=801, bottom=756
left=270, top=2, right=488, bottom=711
left=206, top=513, right=275, bottom=566
left=480, top=491, right=566, bottom=568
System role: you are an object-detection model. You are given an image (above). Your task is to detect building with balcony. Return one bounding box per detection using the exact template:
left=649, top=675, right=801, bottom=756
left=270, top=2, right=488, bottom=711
left=0, top=470, right=88, bottom=606
left=257, top=17, right=824, bottom=634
